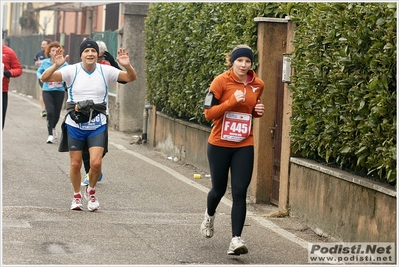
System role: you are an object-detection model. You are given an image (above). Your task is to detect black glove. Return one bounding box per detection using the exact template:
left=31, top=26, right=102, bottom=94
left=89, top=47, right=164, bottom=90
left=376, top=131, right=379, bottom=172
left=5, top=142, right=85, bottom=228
left=4, top=70, right=11, bottom=78
left=103, top=51, right=121, bottom=70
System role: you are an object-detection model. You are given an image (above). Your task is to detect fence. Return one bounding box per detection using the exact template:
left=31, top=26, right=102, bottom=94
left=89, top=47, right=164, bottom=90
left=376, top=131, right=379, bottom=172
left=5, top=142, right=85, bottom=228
left=5, top=31, right=118, bottom=67
left=6, top=31, right=119, bottom=94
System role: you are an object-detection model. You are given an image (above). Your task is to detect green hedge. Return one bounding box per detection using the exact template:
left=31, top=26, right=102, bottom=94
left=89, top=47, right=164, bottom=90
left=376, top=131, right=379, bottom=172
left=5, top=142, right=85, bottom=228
left=144, top=3, right=396, bottom=183
left=144, top=2, right=284, bottom=125
left=288, top=3, right=396, bottom=183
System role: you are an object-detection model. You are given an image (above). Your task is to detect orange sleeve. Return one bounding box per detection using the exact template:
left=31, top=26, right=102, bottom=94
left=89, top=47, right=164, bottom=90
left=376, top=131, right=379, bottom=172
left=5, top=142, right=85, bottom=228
left=204, top=74, right=239, bottom=121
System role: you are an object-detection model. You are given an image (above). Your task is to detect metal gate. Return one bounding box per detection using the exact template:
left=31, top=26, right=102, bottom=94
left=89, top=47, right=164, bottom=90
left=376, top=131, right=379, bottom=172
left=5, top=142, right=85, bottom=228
left=6, top=31, right=117, bottom=67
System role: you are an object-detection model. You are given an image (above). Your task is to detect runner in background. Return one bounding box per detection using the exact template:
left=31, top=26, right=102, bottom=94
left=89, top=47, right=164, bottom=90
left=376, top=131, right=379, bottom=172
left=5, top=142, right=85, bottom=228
left=34, top=39, right=52, bottom=117
left=36, top=41, right=68, bottom=143
left=2, top=42, right=23, bottom=129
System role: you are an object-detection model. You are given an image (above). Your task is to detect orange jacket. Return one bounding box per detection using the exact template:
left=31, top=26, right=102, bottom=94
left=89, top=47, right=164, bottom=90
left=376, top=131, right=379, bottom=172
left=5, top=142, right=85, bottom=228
left=204, top=69, right=264, bottom=148
left=2, top=45, right=22, bottom=92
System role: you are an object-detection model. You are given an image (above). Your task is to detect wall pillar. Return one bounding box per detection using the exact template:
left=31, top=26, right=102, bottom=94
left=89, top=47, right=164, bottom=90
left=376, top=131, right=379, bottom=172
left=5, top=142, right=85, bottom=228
left=278, top=19, right=295, bottom=212
left=118, top=3, right=149, bottom=133
left=251, top=17, right=289, bottom=203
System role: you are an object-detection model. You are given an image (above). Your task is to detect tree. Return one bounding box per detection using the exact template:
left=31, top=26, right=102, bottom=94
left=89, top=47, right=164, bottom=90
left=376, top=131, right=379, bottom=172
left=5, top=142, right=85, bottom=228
left=19, top=3, right=39, bottom=34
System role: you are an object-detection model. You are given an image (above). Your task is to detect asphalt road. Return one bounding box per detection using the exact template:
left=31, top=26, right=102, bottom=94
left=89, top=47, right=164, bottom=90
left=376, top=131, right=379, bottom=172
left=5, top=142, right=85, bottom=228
left=2, top=90, right=330, bottom=266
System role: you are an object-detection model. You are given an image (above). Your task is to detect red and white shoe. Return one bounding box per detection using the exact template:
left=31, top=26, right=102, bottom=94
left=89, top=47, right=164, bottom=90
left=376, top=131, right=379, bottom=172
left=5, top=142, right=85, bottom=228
left=70, top=193, right=83, bottom=210
left=85, top=187, right=100, bottom=211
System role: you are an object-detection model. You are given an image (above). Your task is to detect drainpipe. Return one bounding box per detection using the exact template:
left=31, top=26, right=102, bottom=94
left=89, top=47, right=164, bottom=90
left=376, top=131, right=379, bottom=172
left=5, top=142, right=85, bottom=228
left=142, top=104, right=153, bottom=144
left=89, top=8, right=93, bottom=37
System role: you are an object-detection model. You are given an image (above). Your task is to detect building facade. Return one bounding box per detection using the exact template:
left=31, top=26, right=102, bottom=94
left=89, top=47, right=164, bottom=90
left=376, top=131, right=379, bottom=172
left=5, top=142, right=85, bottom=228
left=2, top=2, right=123, bottom=38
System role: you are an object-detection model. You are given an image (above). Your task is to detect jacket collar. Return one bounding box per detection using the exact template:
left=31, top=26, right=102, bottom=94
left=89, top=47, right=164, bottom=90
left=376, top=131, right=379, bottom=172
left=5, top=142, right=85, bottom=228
left=229, top=69, right=256, bottom=84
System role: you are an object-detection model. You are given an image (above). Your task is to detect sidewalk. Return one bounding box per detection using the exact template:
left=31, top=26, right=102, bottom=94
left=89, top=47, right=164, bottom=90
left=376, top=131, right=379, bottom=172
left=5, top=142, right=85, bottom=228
left=2, top=91, right=328, bottom=265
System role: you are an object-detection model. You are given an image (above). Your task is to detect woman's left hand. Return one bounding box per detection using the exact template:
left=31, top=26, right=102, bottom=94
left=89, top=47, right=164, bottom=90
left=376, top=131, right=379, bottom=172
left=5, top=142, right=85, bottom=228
left=254, top=100, right=265, bottom=116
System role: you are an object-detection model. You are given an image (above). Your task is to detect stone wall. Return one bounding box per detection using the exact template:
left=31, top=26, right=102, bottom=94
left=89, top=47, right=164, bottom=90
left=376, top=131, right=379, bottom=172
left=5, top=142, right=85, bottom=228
left=289, top=157, right=396, bottom=242
left=150, top=111, right=211, bottom=172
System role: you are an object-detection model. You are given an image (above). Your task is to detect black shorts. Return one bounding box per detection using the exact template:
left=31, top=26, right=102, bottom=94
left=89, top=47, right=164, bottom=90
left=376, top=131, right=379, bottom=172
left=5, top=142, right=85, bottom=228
left=67, top=125, right=106, bottom=151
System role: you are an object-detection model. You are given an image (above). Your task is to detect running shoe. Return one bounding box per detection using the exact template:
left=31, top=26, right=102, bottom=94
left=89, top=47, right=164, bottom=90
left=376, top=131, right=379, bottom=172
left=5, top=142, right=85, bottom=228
left=85, top=187, right=99, bottom=211
left=83, top=173, right=89, bottom=186
left=200, top=209, right=215, bottom=238
left=41, top=110, right=47, bottom=117
left=70, top=193, right=83, bottom=210
left=227, top=236, right=248, bottom=255
left=46, top=135, right=54, bottom=144
left=82, top=172, right=103, bottom=186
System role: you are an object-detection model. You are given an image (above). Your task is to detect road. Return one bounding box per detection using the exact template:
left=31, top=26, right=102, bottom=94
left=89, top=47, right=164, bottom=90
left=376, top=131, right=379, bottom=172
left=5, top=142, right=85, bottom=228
left=2, top=90, right=330, bottom=265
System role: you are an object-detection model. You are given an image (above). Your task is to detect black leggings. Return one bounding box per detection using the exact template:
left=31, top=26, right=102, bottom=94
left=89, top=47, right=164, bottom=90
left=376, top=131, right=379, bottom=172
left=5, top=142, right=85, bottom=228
left=42, top=90, right=65, bottom=135
left=206, top=143, right=254, bottom=237
left=2, top=92, right=8, bottom=129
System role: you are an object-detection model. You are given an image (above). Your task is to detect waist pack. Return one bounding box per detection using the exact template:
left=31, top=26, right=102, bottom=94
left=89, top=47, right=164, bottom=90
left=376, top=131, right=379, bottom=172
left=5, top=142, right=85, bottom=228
left=69, top=100, right=99, bottom=123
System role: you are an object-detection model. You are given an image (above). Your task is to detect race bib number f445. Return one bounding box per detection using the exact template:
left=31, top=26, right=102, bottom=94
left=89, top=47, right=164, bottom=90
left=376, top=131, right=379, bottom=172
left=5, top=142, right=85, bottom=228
left=221, top=112, right=252, bottom=142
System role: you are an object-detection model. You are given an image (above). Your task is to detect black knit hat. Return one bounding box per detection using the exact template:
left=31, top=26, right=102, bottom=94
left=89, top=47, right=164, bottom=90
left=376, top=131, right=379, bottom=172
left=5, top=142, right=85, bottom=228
left=79, top=38, right=99, bottom=56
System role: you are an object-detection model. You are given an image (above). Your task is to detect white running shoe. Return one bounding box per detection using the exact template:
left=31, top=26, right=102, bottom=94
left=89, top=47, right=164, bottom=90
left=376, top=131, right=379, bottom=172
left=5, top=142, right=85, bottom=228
left=85, top=187, right=100, bottom=211
left=200, top=209, right=215, bottom=238
left=70, top=193, right=83, bottom=210
left=227, top=236, right=248, bottom=255
left=46, top=135, right=54, bottom=144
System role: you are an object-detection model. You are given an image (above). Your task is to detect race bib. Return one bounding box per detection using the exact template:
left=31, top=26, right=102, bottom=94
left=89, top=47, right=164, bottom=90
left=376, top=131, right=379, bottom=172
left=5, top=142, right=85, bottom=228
left=48, top=81, right=63, bottom=88
left=79, top=114, right=102, bottom=130
left=221, top=111, right=252, bottom=142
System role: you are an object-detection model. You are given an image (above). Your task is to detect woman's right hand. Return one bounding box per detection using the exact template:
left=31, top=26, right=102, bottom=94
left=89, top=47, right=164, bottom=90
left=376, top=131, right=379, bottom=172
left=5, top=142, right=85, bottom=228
left=234, top=89, right=245, bottom=103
